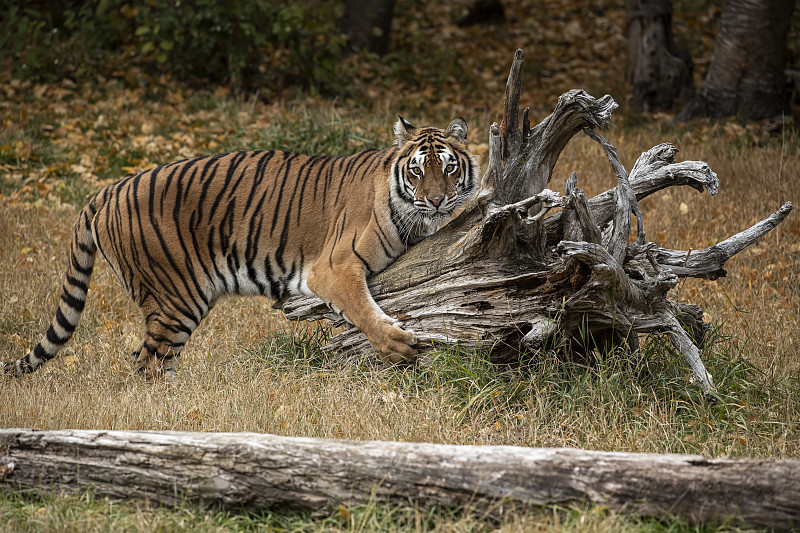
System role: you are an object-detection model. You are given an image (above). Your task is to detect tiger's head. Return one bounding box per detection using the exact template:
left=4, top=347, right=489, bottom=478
left=390, top=116, right=479, bottom=244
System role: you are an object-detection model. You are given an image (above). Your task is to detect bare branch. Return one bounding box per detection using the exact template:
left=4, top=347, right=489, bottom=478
left=494, top=90, right=618, bottom=209
left=546, top=159, right=719, bottom=245
left=477, top=122, right=503, bottom=202
left=583, top=128, right=645, bottom=262
left=563, top=173, right=601, bottom=244
left=643, top=201, right=794, bottom=279
left=666, top=316, right=717, bottom=397
left=629, top=143, right=680, bottom=180
left=522, top=106, right=531, bottom=143
left=501, top=48, right=525, bottom=157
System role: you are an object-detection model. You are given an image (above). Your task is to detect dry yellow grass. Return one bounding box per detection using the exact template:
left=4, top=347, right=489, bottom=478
left=2, top=0, right=796, bottom=528
left=2, top=110, right=798, bottom=466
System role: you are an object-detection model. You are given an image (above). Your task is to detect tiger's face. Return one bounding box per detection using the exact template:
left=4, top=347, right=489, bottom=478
left=391, top=116, right=479, bottom=243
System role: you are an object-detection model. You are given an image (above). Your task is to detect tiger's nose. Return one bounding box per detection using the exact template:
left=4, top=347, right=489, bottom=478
left=429, top=196, right=444, bottom=207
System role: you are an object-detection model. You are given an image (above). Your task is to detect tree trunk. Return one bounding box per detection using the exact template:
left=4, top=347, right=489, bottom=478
left=339, top=0, right=396, bottom=55
left=457, top=0, right=506, bottom=27
left=2, top=429, right=799, bottom=529
left=677, top=0, right=795, bottom=121
left=626, top=0, right=693, bottom=111
left=280, top=49, right=794, bottom=399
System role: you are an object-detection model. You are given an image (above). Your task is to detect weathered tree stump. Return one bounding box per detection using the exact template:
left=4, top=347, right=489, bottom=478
left=2, top=429, right=799, bottom=530
left=280, top=49, right=794, bottom=398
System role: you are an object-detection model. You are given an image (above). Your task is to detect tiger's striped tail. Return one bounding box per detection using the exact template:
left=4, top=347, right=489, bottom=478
left=2, top=195, right=103, bottom=376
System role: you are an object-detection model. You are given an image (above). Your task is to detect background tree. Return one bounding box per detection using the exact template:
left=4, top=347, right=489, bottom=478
left=457, top=0, right=506, bottom=27
left=677, top=0, right=796, bottom=121
left=339, top=0, right=396, bottom=55
left=625, top=0, right=694, bottom=112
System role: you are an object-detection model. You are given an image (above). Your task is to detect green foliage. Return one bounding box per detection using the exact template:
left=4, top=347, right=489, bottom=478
left=0, top=5, right=57, bottom=81
left=246, top=323, right=337, bottom=375
left=247, top=109, right=382, bottom=155
left=410, top=349, right=528, bottom=423
left=0, top=0, right=347, bottom=93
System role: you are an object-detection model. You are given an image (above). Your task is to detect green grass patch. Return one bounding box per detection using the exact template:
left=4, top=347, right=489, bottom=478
left=249, top=323, right=336, bottom=373
left=243, top=319, right=799, bottom=456
left=241, top=108, right=383, bottom=156
left=0, top=486, right=766, bottom=532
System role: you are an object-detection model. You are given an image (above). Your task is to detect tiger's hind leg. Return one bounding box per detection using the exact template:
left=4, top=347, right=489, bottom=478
left=130, top=309, right=197, bottom=381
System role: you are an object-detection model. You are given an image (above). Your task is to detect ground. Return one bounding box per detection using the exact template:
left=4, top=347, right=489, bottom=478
left=1, top=0, right=799, bottom=530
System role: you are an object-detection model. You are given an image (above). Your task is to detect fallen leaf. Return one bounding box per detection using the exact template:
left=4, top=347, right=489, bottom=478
left=338, top=504, right=351, bottom=522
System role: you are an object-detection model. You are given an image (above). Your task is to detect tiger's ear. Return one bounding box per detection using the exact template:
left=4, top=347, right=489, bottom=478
left=446, top=117, right=468, bottom=143
left=394, top=115, right=416, bottom=146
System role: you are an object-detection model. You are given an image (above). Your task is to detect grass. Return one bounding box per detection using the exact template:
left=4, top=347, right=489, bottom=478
left=0, top=333, right=791, bottom=532
left=4, top=487, right=764, bottom=533
left=2, top=97, right=799, bottom=529
left=1, top=96, right=798, bottom=529
left=1, top=1, right=799, bottom=528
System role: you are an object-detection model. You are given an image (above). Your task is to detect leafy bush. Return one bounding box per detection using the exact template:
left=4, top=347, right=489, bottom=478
left=0, top=0, right=347, bottom=93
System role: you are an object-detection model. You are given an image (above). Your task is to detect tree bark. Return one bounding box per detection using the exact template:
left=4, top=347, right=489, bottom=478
left=626, top=0, right=693, bottom=111
left=280, top=49, right=793, bottom=399
left=1, top=428, right=799, bottom=530
left=339, top=0, right=396, bottom=55
left=677, top=0, right=796, bottom=121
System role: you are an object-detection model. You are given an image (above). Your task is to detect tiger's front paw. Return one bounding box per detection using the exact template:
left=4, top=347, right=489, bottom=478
left=368, top=318, right=418, bottom=363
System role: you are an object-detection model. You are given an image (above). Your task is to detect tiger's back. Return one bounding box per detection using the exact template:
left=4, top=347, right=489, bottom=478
left=4, top=117, right=478, bottom=378
left=94, top=149, right=397, bottom=305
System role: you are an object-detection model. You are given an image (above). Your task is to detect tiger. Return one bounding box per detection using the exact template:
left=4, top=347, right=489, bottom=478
left=3, top=116, right=479, bottom=378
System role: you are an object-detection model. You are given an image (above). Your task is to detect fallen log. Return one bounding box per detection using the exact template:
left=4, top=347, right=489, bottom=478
left=279, top=49, right=793, bottom=398
left=1, top=428, right=798, bottom=530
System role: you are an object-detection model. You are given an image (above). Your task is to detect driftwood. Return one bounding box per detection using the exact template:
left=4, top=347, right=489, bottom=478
left=1, top=428, right=799, bottom=530
left=280, top=49, right=793, bottom=398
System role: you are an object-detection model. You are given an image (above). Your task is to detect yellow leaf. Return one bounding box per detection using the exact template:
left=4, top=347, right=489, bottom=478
left=338, top=504, right=351, bottom=522
left=14, top=139, right=32, bottom=160
left=63, top=355, right=78, bottom=367
left=36, top=181, right=53, bottom=197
